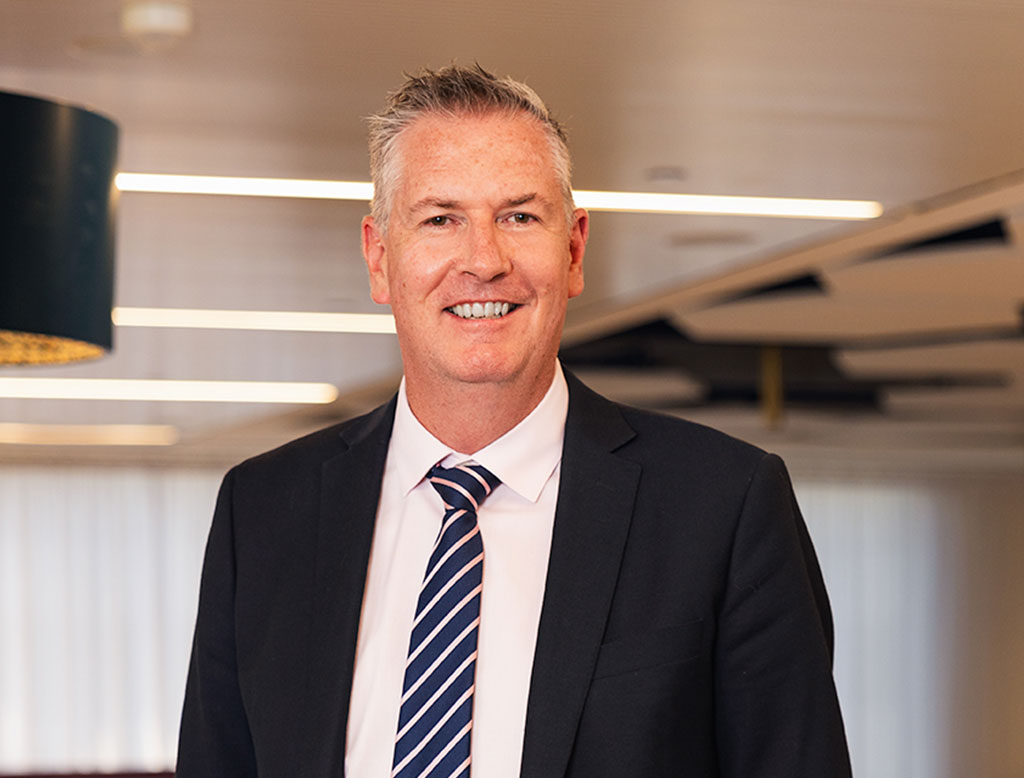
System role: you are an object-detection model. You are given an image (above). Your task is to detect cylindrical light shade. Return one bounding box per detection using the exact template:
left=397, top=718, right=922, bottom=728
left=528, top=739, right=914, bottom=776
left=0, top=91, right=118, bottom=364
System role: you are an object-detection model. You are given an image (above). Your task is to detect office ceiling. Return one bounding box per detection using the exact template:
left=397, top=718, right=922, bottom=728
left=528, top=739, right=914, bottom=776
left=1, top=0, right=1022, bottom=467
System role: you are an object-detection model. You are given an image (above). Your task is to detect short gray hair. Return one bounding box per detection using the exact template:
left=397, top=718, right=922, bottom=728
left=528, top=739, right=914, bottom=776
left=367, top=63, right=575, bottom=232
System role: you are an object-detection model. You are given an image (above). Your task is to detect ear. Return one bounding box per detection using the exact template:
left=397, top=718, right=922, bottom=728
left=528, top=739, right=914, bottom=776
left=567, top=207, right=588, bottom=299
left=362, top=215, right=391, bottom=304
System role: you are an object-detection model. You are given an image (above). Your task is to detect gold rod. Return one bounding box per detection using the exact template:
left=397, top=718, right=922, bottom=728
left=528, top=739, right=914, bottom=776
left=760, top=345, right=784, bottom=430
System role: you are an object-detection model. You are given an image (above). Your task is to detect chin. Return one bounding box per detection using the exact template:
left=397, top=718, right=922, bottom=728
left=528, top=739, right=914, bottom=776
left=444, top=351, right=526, bottom=386
left=447, top=364, right=519, bottom=386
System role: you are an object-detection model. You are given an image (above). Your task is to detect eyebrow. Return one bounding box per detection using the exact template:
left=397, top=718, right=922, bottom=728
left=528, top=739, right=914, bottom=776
left=505, top=193, right=539, bottom=208
left=407, top=192, right=546, bottom=216
left=409, top=197, right=460, bottom=214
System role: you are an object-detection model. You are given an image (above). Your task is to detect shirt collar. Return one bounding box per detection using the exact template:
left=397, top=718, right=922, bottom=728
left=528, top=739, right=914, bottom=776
left=389, top=361, right=569, bottom=503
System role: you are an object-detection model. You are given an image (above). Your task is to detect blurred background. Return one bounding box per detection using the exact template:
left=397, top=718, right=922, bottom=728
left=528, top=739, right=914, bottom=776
left=1, top=1, right=1022, bottom=775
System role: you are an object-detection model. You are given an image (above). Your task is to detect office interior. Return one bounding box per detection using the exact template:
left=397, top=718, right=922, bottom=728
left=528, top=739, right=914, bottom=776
left=1, top=1, right=1022, bottom=776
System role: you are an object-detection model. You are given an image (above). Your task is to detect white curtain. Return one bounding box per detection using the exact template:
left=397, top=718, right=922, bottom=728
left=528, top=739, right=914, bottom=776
left=0, top=466, right=219, bottom=772
left=796, top=466, right=1024, bottom=778
left=1, top=459, right=1022, bottom=775
left=798, top=475, right=950, bottom=778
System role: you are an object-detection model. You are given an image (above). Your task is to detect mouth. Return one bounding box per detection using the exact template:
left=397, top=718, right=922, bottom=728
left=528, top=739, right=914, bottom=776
left=445, top=301, right=519, bottom=320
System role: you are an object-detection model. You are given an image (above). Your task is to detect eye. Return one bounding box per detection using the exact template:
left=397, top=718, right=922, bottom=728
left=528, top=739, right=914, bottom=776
left=421, top=212, right=461, bottom=228
left=507, top=212, right=537, bottom=225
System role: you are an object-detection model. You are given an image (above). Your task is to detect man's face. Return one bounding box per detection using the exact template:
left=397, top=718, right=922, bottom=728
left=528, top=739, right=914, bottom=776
left=362, top=111, right=587, bottom=396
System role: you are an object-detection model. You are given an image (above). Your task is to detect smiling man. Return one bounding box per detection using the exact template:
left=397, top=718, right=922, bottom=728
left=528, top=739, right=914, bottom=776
left=176, top=65, right=852, bottom=778
left=362, top=108, right=587, bottom=454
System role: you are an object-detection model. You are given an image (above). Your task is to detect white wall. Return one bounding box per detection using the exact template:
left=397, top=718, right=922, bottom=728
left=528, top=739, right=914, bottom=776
left=1, top=458, right=1021, bottom=775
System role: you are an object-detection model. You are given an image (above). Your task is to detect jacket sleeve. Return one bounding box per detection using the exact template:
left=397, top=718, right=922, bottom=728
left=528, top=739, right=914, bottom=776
left=176, top=467, right=259, bottom=776
left=714, top=453, right=852, bottom=777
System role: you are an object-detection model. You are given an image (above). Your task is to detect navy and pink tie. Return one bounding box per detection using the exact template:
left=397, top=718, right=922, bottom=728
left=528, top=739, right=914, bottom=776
left=392, top=462, right=500, bottom=778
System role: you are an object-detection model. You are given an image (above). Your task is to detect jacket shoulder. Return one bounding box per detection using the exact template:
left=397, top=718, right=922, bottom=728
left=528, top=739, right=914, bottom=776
left=565, top=369, right=767, bottom=473
left=619, top=403, right=765, bottom=466
left=228, top=396, right=396, bottom=485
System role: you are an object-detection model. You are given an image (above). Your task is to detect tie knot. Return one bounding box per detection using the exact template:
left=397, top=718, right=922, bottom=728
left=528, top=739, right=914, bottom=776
left=427, top=462, right=500, bottom=514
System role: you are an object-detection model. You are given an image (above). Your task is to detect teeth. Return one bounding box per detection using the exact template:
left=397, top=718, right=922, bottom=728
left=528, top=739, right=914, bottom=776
left=449, top=301, right=513, bottom=319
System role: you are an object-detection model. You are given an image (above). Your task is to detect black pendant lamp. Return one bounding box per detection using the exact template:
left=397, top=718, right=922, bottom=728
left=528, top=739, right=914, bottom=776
left=0, top=90, right=119, bottom=365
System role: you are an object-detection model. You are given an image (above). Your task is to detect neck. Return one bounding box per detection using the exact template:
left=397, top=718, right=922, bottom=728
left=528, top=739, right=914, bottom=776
left=404, top=362, right=557, bottom=453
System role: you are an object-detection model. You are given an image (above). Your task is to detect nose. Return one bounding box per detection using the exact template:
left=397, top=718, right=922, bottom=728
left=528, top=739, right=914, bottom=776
left=458, top=221, right=511, bottom=282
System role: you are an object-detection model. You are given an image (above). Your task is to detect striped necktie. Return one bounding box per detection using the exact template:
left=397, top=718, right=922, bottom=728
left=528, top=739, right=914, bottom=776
left=392, top=461, right=501, bottom=778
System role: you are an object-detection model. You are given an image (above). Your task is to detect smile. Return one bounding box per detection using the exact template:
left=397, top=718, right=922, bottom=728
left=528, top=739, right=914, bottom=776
left=446, top=301, right=518, bottom=320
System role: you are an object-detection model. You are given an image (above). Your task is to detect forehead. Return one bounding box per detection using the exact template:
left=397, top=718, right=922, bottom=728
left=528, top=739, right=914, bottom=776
left=390, top=110, right=561, bottom=203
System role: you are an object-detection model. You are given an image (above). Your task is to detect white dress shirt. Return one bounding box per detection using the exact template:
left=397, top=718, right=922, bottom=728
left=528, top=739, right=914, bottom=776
left=345, top=363, right=569, bottom=777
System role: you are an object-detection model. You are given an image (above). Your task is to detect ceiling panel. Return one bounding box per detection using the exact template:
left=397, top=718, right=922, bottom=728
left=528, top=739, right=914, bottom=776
left=824, top=247, right=1024, bottom=298
left=676, top=294, right=1020, bottom=343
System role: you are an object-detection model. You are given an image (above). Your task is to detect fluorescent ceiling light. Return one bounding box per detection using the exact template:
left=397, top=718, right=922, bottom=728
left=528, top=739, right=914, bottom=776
left=572, top=190, right=883, bottom=220
left=115, top=173, right=882, bottom=220
left=0, top=378, right=338, bottom=404
left=116, top=173, right=373, bottom=200
left=0, top=423, right=179, bottom=446
left=113, top=306, right=396, bottom=334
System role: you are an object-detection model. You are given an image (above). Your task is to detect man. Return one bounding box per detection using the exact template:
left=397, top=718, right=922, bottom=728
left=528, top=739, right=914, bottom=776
left=177, top=65, right=851, bottom=777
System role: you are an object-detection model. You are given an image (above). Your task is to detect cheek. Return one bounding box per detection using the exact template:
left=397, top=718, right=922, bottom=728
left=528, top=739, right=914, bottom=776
left=533, top=260, right=576, bottom=300
left=388, top=257, right=448, bottom=310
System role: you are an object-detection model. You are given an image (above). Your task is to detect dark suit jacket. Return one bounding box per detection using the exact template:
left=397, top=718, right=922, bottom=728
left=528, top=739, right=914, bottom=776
left=176, top=372, right=852, bottom=777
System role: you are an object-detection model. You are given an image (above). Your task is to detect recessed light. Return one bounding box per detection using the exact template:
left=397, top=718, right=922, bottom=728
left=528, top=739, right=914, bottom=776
left=668, top=230, right=754, bottom=248
left=644, top=166, right=688, bottom=182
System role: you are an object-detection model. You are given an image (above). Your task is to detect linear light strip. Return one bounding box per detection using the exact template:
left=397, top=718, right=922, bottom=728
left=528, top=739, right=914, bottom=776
left=115, top=173, right=374, bottom=200
left=115, top=173, right=883, bottom=220
left=573, top=190, right=883, bottom=220
left=0, top=423, right=179, bottom=446
left=113, top=307, right=397, bottom=334
left=0, top=378, right=338, bottom=404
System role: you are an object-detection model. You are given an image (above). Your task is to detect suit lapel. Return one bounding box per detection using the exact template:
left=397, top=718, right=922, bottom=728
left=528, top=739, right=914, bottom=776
left=520, top=373, right=641, bottom=778
left=301, top=398, right=396, bottom=775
